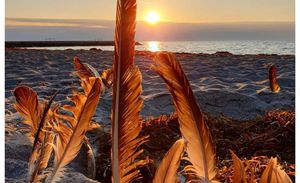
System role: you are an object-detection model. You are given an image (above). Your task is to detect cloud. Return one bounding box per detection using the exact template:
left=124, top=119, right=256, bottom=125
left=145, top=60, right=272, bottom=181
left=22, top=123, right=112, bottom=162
left=5, top=18, right=110, bottom=29
left=5, top=18, right=295, bottom=42
left=6, top=19, right=80, bottom=27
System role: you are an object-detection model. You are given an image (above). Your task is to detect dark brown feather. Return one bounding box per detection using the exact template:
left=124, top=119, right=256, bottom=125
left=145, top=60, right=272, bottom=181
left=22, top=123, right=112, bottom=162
left=112, top=0, right=148, bottom=182
left=269, top=65, right=280, bottom=93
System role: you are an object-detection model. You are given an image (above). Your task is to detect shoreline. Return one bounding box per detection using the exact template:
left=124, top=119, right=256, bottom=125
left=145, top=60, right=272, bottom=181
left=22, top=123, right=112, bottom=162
left=5, top=47, right=296, bottom=57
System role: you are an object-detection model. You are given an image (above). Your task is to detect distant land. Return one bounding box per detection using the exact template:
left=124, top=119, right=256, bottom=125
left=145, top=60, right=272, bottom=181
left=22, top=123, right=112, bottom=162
left=5, top=18, right=295, bottom=42
left=5, top=41, right=142, bottom=48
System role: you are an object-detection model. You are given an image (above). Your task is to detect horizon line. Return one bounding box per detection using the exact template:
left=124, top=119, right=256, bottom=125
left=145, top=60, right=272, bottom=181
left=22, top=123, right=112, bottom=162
left=5, top=17, right=295, bottom=25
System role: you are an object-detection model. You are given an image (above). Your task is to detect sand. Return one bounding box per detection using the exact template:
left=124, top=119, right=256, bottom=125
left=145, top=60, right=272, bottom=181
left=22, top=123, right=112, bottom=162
left=5, top=49, right=295, bottom=182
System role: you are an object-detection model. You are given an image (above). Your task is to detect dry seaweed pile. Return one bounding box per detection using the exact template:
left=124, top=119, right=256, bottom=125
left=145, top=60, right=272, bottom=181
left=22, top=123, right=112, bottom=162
left=208, top=110, right=295, bottom=161
left=210, top=110, right=295, bottom=182
left=93, top=110, right=295, bottom=182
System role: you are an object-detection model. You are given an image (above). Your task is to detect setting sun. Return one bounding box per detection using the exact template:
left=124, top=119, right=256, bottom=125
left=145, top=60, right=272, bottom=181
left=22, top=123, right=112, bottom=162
left=145, top=12, right=160, bottom=24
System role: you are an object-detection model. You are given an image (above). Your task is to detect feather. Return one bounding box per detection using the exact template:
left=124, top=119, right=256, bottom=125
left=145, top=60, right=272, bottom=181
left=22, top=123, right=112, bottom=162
left=46, top=77, right=102, bottom=183
left=37, top=126, right=54, bottom=170
left=83, top=137, right=96, bottom=179
left=230, top=151, right=247, bottom=183
left=74, top=56, right=112, bottom=89
left=14, top=86, right=55, bottom=181
left=14, top=86, right=43, bottom=135
left=73, top=56, right=99, bottom=79
left=269, top=65, right=280, bottom=93
left=153, top=139, right=186, bottom=183
left=29, top=104, right=57, bottom=182
left=88, top=121, right=101, bottom=131
left=249, top=167, right=255, bottom=183
left=152, top=52, right=217, bottom=181
left=112, top=66, right=148, bottom=183
left=83, top=63, right=100, bottom=78
left=112, top=0, right=148, bottom=182
left=260, top=157, right=292, bottom=183
left=101, top=68, right=113, bottom=88
left=32, top=90, right=58, bottom=153
left=30, top=123, right=55, bottom=182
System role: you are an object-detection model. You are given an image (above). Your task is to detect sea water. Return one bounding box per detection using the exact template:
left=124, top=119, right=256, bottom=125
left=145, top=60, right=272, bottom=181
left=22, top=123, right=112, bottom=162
left=26, top=40, right=295, bottom=55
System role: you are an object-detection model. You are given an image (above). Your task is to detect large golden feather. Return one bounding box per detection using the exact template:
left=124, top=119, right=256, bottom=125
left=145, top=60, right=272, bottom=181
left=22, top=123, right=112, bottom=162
left=112, top=66, right=147, bottom=183
left=153, top=139, right=185, bottom=183
left=112, top=0, right=148, bottom=182
left=152, top=52, right=217, bottom=181
left=46, top=77, right=102, bottom=183
left=260, top=157, right=292, bottom=183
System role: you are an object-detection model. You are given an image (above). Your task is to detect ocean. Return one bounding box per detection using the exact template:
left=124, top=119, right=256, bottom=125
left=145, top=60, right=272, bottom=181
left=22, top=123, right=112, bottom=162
left=26, top=40, right=295, bottom=55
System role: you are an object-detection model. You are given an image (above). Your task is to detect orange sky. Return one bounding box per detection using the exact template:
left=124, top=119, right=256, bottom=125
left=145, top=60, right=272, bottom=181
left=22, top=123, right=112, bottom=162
left=6, top=0, right=295, bottom=23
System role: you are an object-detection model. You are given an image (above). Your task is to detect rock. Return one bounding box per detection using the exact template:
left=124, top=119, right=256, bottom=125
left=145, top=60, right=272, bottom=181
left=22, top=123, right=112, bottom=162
left=214, top=51, right=233, bottom=57
left=90, top=48, right=102, bottom=51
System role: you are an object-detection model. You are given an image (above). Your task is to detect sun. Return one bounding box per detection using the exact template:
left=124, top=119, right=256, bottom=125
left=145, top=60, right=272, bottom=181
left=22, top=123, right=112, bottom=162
left=145, top=12, right=160, bottom=24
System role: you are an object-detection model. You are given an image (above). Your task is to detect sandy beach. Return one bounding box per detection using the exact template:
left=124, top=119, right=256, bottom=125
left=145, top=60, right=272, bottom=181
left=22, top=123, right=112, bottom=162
left=5, top=49, right=295, bottom=182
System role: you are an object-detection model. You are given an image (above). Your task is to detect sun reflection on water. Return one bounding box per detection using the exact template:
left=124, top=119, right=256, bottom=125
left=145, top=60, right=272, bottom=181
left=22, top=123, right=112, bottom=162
left=147, top=41, right=160, bottom=52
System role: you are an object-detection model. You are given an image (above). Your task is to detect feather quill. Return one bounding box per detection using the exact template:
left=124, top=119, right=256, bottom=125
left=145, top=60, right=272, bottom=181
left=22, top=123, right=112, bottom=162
left=231, top=151, right=247, bottom=183
left=153, top=139, right=185, bottom=183
left=29, top=123, right=55, bottom=182
left=29, top=103, right=57, bottom=182
left=32, top=91, right=58, bottom=153
left=260, top=157, right=292, bottom=183
left=152, top=52, right=217, bottom=182
left=46, top=77, right=102, bottom=183
left=112, top=0, right=148, bottom=182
